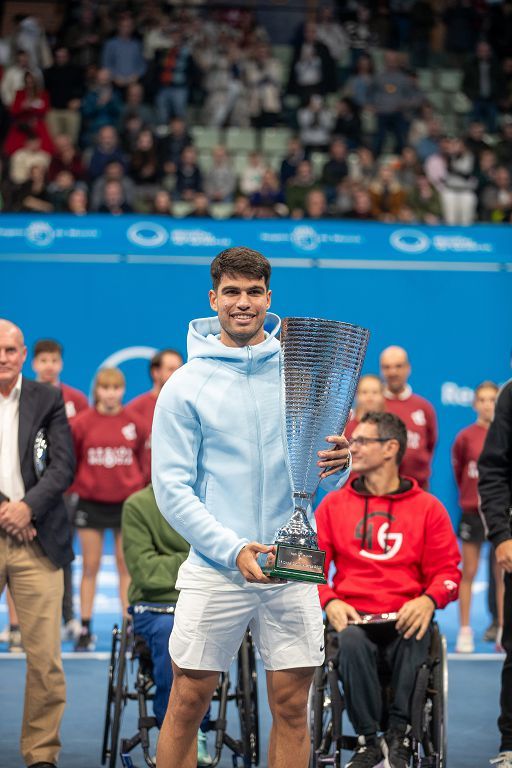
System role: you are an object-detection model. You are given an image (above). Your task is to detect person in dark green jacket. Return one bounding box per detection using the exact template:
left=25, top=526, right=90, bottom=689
left=122, top=484, right=212, bottom=765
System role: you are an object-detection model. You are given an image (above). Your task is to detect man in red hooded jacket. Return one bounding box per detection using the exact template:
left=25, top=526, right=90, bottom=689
left=315, top=411, right=460, bottom=768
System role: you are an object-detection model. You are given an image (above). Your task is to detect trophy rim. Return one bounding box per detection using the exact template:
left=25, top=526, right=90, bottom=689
left=281, top=316, right=370, bottom=335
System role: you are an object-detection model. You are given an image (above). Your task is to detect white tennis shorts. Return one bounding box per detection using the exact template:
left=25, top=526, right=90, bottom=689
left=169, top=558, right=325, bottom=672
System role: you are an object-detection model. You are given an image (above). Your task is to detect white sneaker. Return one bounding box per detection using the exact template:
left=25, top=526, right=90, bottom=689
left=61, top=618, right=82, bottom=642
left=490, top=751, right=512, bottom=767
left=455, top=626, right=474, bottom=653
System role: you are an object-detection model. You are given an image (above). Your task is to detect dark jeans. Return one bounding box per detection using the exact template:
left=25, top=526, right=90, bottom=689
left=499, top=572, right=512, bottom=750
left=132, top=605, right=211, bottom=730
left=337, top=622, right=432, bottom=736
left=374, top=112, right=408, bottom=157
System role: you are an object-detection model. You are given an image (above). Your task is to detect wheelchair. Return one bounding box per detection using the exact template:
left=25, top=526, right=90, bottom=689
left=308, top=618, right=447, bottom=768
left=101, top=607, right=260, bottom=768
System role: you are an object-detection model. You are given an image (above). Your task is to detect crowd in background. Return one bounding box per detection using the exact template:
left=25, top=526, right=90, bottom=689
left=0, top=0, right=511, bottom=224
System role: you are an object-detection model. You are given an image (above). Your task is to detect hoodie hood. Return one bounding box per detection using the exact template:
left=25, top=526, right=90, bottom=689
left=187, top=312, right=281, bottom=367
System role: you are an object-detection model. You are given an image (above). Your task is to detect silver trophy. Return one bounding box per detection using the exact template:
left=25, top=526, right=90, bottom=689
left=266, top=317, right=370, bottom=583
left=33, top=429, right=49, bottom=480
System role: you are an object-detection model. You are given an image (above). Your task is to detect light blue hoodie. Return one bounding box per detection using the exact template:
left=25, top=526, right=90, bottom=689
left=152, top=312, right=350, bottom=573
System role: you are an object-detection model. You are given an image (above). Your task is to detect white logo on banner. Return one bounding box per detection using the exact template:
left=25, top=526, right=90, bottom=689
left=25, top=221, right=56, bottom=247
left=127, top=222, right=168, bottom=247
left=170, top=229, right=231, bottom=247
left=290, top=225, right=321, bottom=252
left=441, top=382, right=474, bottom=406
left=389, top=229, right=431, bottom=254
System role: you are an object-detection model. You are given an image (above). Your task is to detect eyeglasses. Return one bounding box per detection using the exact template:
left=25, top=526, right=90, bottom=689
left=348, top=436, right=394, bottom=447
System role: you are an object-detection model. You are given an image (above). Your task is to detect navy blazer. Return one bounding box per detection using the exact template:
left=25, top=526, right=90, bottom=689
left=0, top=378, right=75, bottom=568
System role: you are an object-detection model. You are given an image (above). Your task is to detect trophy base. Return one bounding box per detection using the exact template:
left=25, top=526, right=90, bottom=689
left=263, top=544, right=327, bottom=585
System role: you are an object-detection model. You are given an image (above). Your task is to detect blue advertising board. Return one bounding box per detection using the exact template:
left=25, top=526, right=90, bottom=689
left=1, top=215, right=511, bottom=521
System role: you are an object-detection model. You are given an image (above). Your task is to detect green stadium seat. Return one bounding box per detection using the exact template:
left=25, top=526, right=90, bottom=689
left=310, top=151, right=328, bottom=177
left=261, top=127, right=292, bottom=155
left=424, top=91, right=447, bottom=113
left=191, top=126, right=221, bottom=151
left=233, top=153, right=249, bottom=176
left=417, top=69, right=434, bottom=91
left=198, top=151, right=214, bottom=173
left=273, top=45, right=293, bottom=76
left=438, top=69, right=463, bottom=93
left=211, top=202, right=234, bottom=219
left=361, top=108, right=377, bottom=134
left=453, top=92, right=472, bottom=114
left=172, top=201, right=194, bottom=218
left=225, top=127, right=258, bottom=153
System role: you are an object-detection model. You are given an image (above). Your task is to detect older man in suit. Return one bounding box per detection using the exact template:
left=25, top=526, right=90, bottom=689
left=0, top=318, right=75, bottom=768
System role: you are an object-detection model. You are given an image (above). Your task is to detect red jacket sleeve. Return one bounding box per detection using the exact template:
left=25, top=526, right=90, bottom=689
left=426, top=401, right=438, bottom=456
left=420, top=498, right=461, bottom=609
left=451, top=432, right=464, bottom=489
left=315, top=495, right=339, bottom=608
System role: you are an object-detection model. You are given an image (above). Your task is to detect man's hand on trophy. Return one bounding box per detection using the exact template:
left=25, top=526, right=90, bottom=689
left=318, top=435, right=350, bottom=478
left=325, top=599, right=361, bottom=632
left=236, top=542, right=284, bottom=584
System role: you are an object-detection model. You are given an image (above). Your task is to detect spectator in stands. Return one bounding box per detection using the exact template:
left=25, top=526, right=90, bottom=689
left=345, top=374, right=386, bottom=440
left=481, top=166, right=512, bottom=223
left=297, top=94, right=334, bottom=153
left=280, top=136, right=307, bottom=187
left=344, top=5, right=378, bottom=66
left=129, top=128, right=161, bottom=198
left=452, top=381, right=500, bottom=654
left=204, top=145, right=237, bottom=203
left=333, top=97, right=362, bottom=149
left=186, top=192, right=212, bottom=218
left=316, top=5, right=349, bottom=64
left=47, top=133, right=85, bottom=182
left=67, top=186, right=88, bottom=215
left=245, top=41, right=282, bottom=128
left=121, top=485, right=212, bottom=766
left=3, top=71, right=54, bottom=156
left=343, top=53, right=375, bottom=109
left=0, top=319, right=75, bottom=768
left=154, top=27, right=193, bottom=124
left=64, top=5, right=106, bottom=69
left=369, top=163, right=407, bottom=221
left=231, top=193, right=254, bottom=219
left=44, top=45, right=84, bottom=143
left=101, top=13, right=146, bottom=92
left=152, top=189, right=174, bottom=216
left=410, top=0, right=435, bottom=67
left=126, top=349, right=183, bottom=484
left=240, top=151, right=267, bottom=197
left=321, top=138, right=348, bottom=202
left=407, top=174, right=443, bottom=224
left=413, top=116, right=443, bottom=162
left=304, top=188, right=329, bottom=219
left=119, top=82, right=156, bottom=136
left=369, top=50, right=418, bottom=157
left=47, top=170, right=76, bottom=212
left=476, top=148, right=498, bottom=194
left=497, top=118, right=512, bottom=168
left=396, top=146, right=423, bottom=191
left=71, top=367, right=146, bottom=651
left=90, top=160, right=135, bottom=212
left=176, top=145, right=202, bottom=201
left=466, top=121, right=491, bottom=159
left=443, top=0, right=479, bottom=66
left=87, top=125, right=126, bottom=181
left=11, top=163, right=53, bottom=213
left=344, top=187, right=376, bottom=220
left=31, top=338, right=89, bottom=642
left=288, top=21, right=337, bottom=103
left=315, top=411, right=460, bottom=768
left=80, top=69, right=123, bottom=147
left=249, top=168, right=286, bottom=216
left=0, top=49, right=40, bottom=108
left=97, top=179, right=133, bottom=215
left=10, top=14, right=52, bottom=71
left=157, top=116, right=192, bottom=177
left=462, top=41, right=503, bottom=133
left=437, top=137, right=478, bottom=226
left=380, top=345, right=437, bottom=490
left=9, top=134, right=50, bottom=185
left=349, top=145, right=377, bottom=185
left=498, top=56, right=512, bottom=118
left=286, top=158, right=318, bottom=213
left=201, top=41, right=249, bottom=128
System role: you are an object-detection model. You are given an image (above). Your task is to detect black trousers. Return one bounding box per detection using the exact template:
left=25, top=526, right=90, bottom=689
left=499, top=572, right=512, bottom=749
left=337, top=622, right=432, bottom=737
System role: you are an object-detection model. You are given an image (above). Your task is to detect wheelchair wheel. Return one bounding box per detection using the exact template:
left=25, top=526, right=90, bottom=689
left=431, top=634, right=448, bottom=768
left=308, top=663, right=341, bottom=768
left=101, top=617, right=131, bottom=768
left=237, top=630, right=259, bottom=766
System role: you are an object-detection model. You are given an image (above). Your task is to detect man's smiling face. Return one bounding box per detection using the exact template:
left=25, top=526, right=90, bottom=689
left=209, top=273, right=271, bottom=348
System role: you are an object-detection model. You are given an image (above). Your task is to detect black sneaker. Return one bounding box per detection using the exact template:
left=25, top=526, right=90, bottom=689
left=346, top=735, right=383, bottom=767
left=74, top=628, right=96, bottom=652
left=383, top=727, right=413, bottom=768
left=484, top=619, right=499, bottom=643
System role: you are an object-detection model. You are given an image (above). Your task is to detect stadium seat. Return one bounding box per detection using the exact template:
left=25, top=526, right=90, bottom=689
left=424, top=91, right=447, bottom=113
left=310, top=151, right=328, bottom=177
left=172, top=201, right=194, bottom=218
left=453, top=92, right=472, bottom=114
left=198, top=151, right=214, bottom=173
left=361, top=108, right=377, bottom=135
left=417, top=69, right=434, bottom=91
left=261, top=127, right=292, bottom=155
left=233, top=152, right=249, bottom=176
left=225, top=127, right=258, bottom=153
left=211, top=202, right=234, bottom=219
left=273, top=45, right=293, bottom=76
left=191, top=126, right=221, bottom=151
left=438, top=69, right=463, bottom=93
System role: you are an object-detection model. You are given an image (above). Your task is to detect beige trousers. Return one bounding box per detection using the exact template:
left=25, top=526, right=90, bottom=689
left=0, top=531, right=65, bottom=766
